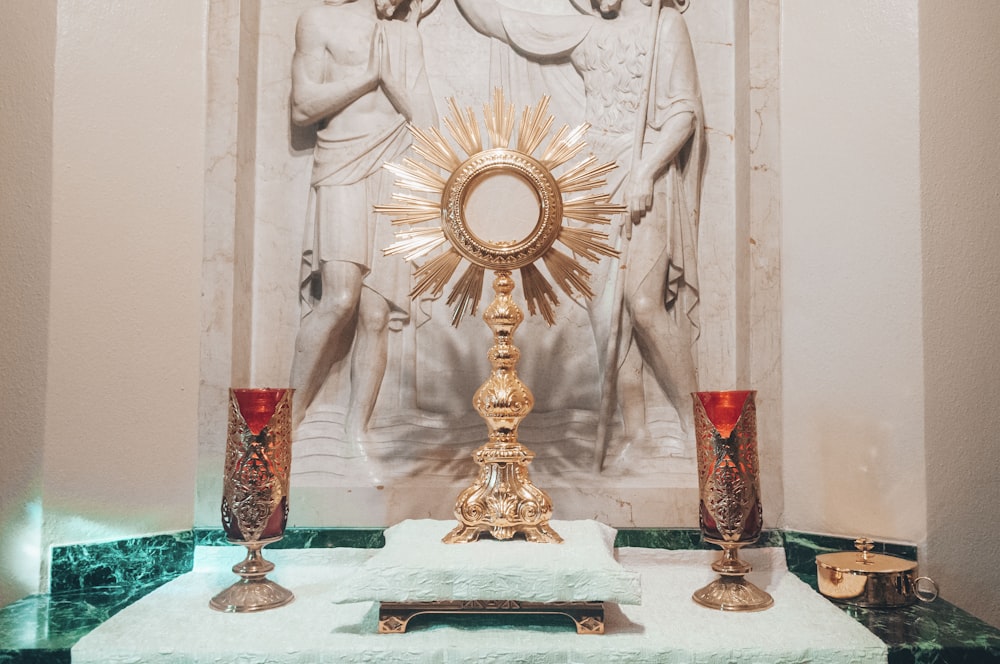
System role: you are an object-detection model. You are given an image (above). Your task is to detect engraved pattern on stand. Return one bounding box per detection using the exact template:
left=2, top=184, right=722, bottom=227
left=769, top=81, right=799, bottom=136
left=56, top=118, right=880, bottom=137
left=447, top=272, right=559, bottom=542
left=222, top=392, right=292, bottom=543
left=695, top=395, right=761, bottom=544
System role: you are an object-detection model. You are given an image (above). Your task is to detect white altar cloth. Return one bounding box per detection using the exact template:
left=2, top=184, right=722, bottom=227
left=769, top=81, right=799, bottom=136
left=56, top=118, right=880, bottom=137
left=73, top=544, right=887, bottom=663
left=330, top=519, right=642, bottom=604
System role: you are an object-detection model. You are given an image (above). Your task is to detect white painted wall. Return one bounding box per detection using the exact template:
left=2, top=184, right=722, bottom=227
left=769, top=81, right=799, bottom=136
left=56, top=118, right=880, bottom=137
left=782, top=1, right=1000, bottom=628
left=919, top=0, right=1000, bottom=630
left=780, top=2, right=927, bottom=542
left=0, top=1, right=207, bottom=607
left=0, top=0, right=57, bottom=608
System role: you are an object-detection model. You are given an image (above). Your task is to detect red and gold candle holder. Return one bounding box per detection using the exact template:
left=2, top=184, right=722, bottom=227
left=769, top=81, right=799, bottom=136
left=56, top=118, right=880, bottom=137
left=691, top=390, right=773, bottom=611
left=210, top=388, right=294, bottom=612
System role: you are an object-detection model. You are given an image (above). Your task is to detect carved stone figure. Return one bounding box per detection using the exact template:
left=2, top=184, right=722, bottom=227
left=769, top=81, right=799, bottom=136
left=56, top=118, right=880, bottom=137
left=455, top=0, right=705, bottom=465
left=289, top=0, right=437, bottom=454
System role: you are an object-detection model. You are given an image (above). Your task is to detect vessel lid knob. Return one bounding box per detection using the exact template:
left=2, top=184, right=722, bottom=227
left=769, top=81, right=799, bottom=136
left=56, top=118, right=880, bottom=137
left=854, top=537, right=875, bottom=564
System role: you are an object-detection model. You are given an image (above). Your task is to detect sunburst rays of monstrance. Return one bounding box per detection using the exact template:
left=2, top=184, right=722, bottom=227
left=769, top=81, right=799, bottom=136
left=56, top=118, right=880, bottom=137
left=376, top=90, right=624, bottom=543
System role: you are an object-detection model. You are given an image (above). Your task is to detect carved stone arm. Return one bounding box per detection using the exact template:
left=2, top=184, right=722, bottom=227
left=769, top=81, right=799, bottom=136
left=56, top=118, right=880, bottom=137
left=625, top=110, right=696, bottom=220
left=290, top=14, right=380, bottom=127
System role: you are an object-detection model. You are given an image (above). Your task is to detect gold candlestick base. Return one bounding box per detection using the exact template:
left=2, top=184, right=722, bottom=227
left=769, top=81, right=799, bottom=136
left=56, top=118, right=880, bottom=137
left=692, top=540, right=773, bottom=611
left=209, top=537, right=294, bottom=613
left=443, top=271, right=561, bottom=544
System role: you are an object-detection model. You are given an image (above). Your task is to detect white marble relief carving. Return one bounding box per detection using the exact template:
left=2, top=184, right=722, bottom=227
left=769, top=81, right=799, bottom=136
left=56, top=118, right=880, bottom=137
left=198, top=0, right=771, bottom=527
left=288, top=0, right=705, bottom=491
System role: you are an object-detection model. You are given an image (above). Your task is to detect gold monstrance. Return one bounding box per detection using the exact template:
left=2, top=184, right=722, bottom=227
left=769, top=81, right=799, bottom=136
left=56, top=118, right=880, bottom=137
left=377, top=90, right=624, bottom=543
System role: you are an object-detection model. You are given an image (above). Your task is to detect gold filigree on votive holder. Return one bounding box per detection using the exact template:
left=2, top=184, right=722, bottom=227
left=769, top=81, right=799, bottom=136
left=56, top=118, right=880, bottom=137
left=209, top=388, right=294, bottom=613
left=691, top=390, right=773, bottom=611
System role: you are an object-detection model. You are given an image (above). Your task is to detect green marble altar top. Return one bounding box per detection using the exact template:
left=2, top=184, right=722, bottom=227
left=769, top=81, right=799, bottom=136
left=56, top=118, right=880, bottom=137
left=1, top=528, right=998, bottom=663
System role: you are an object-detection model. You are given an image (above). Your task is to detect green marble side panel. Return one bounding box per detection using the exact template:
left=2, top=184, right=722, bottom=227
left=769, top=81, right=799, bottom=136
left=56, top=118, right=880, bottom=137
left=195, top=527, right=784, bottom=552
left=840, top=599, right=1000, bottom=664
left=0, top=586, right=154, bottom=663
left=614, top=527, right=703, bottom=549
left=2, top=532, right=194, bottom=662
left=614, top=528, right=783, bottom=549
left=756, top=529, right=786, bottom=548
left=49, top=531, right=193, bottom=594
left=194, top=527, right=386, bottom=549
left=0, top=650, right=69, bottom=664
left=202, top=527, right=782, bottom=551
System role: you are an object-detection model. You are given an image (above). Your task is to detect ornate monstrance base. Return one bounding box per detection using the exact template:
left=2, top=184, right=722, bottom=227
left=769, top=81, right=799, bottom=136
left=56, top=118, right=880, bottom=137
left=691, top=540, right=773, bottom=611
left=443, top=271, right=562, bottom=544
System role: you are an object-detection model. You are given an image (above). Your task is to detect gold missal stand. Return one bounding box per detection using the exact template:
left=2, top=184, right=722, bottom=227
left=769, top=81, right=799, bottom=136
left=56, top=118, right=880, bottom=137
left=378, top=600, right=605, bottom=635
left=378, top=90, right=623, bottom=545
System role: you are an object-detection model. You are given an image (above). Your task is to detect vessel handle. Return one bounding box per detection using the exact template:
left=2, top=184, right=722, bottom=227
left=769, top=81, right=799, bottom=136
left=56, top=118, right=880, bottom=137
left=914, top=576, right=939, bottom=603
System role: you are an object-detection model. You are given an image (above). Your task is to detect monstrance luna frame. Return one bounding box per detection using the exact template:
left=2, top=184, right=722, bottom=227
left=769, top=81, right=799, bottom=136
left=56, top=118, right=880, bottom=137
left=376, top=89, right=624, bottom=543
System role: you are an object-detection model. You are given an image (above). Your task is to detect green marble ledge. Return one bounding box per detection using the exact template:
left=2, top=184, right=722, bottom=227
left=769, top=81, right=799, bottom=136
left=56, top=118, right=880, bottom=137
left=193, top=526, right=385, bottom=549
left=49, top=531, right=194, bottom=594
left=2, top=528, right=998, bottom=663
left=2, top=532, right=195, bottom=664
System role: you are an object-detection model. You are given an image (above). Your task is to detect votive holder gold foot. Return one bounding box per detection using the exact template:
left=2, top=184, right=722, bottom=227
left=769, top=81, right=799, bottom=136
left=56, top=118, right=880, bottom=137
left=209, top=537, right=293, bottom=613
left=692, top=540, right=773, bottom=611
